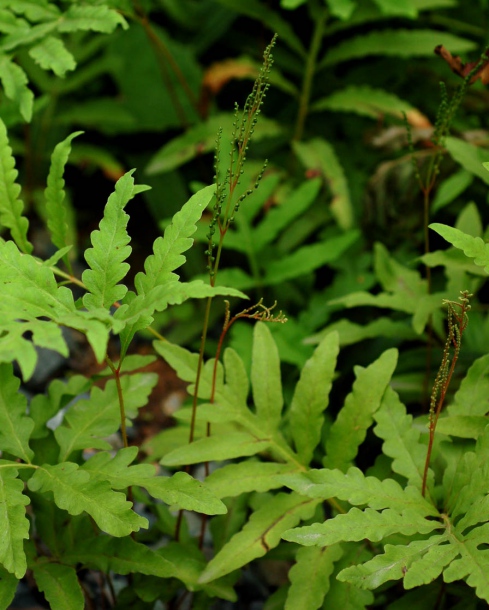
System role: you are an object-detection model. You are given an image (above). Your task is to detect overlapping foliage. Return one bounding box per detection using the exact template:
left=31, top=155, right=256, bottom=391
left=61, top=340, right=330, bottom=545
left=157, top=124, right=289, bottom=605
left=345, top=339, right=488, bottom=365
left=1, top=0, right=489, bottom=609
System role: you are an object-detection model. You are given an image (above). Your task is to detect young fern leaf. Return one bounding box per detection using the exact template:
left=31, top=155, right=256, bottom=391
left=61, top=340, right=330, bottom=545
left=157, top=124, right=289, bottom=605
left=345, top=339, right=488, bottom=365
left=0, top=364, right=34, bottom=463
left=0, top=468, right=30, bottom=578
left=135, top=185, right=215, bottom=294
left=198, top=493, right=320, bottom=584
left=0, top=118, right=32, bottom=253
left=373, top=386, right=430, bottom=490
left=57, top=4, right=128, bottom=33
left=81, top=448, right=226, bottom=515
left=289, top=331, right=339, bottom=465
left=0, top=55, right=33, bottom=122
left=0, top=240, right=112, bottom=374
left=29, top=36, right=76, bottom=77
left=285, top=545, right=344, bottom=610
left=45, top=131, right=83, bottom=255
left=31, top=561, right=84, bottom=610
left=251, top=322, right=283, bottom=434
left=83, top=170, right=150, bottom=310
left=27, top=463, right=147, bottom=537
left=283, top=507, right=441, bottom=547
left=280, top=467, right=438, bottom=515
left=430, top=223, right=489, bottom=273
left=54, top=372, right=157, bottom=462
left=324, top=348, right=398, bottom=472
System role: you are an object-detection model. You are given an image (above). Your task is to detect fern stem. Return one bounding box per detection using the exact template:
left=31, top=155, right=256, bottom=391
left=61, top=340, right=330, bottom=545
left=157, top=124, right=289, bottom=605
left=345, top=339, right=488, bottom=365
left=293, top=9, right=327, bottom=141
left=105, top=356, right=129, bottom=449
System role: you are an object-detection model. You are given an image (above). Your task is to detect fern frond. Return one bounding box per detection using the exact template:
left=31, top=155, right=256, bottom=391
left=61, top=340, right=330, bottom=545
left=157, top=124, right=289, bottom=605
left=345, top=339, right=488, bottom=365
left=283, top=507, right=441, bottom=546
left=27, top=463, right=147, bottom=537
left=82, top=170, right=149, bottom=310
left=54, top=373, right=157, bottom=462
left=0, top=364, right=34, bottom=462
left=135, top=185, right=215, bottom=295
left=0, top=467, right=30, bottom=578
left=0, top=118, right=32, bottom=252
left=29, top=36, right=76, bottom=77
left=0, top=54, right=33, bottom=122
left=45, top=131, right=82, bottom=254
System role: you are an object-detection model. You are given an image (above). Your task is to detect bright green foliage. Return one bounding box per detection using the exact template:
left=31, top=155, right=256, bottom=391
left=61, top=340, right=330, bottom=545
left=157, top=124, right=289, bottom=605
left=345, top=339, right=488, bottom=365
left=312, top=85, right=414, bottom=120
left=206, top=460, right=299, bottom=498
left=55, top=373, right=158, bottom=461
left=31, top=561, right=84, bottom=610
left=83, top=170, right=149, bottom=310
left=289, top=331, right=339, bottom=464
left=284, top=507, right=441, bottom=546
left=330, top=243, right=444, bottom=334
left=45, top=131, right=82, bottom=253
left=0, top=467, right=30, bottom=578
left=280, top=467, right=437, bottom=515
left=285, top=544, right=344, bottom=610
left=29, top=36, right=76, bottom=77
left=0, top=54, right=33, bottom=121
left=324, top=348, right=398, bottom=471
left=251, top=322, right=283, bottom=433
left=430, top=223, right=489, bottom=274
left=0, top=364, right=34, bottom=462
left=199, top=493, right=320, bottom=583
left=322, top=29, right=475, bottom=66
left=0, top=565, right=17, bottom=610
left=28, top=462, right=147, bottom=537
left=0, top=118, right=32, bottom=252
left=373, top=387, right=428, bottom=488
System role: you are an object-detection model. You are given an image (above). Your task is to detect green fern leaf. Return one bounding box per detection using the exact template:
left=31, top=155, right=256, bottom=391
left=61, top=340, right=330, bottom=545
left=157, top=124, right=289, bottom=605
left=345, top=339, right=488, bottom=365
left=445, top=137, right=489, bottom=185
left=135, top=185, right=215, bottom=294
left=312, top=85, right=414, bottom=119
left=280, top=467, right=438, bottom=515
left=429, top=223, right=489, bottom=273
left=0, top=564, right=18, bottom=610
left=0, top=363, right=34, bottom=462
left=324, top=348, right=398, bottom=471
left=28, top=463, right=147, bottom=536
left=81, top=446, right=155, bottom=488
left=373, top=386, right=428, bottom=489
left=0, top=118, right=32, bottom=251
left=55, top=372, right=157, bottom=461
left=29, top=375, right=90, bottom=439
left=283, top=507, right=441, bottom=546
left=2, top=22, right=58, bottom=53
left=45, top=131, right=82, bottom=252
left=198, top=493, right=320, bottom=584
left=403, top=543, right=459, bottom=589
left=337, top=535, right=447, bottom=589
left=161, top=432, right=271, bottom=467
left=31, top=561, right=84, bottom=610
left=449, top=354, right=489, bottom=417
left=206, top=460, right=299, bottom=499
left=0, top=466, right=30, bottom=578
left=289, top=331, right=339, bottom=464
left=0, top=1, right=60, bottom=22
left=251, top=322, right=283, bottom=434
left=264, top=230, right=359, bottom=285
left=443, top=533, right=489, bottom=602
left=83, top=170, right=149, bottom=310
left=143, top=471, right=227, bottom=515
left=29, top=36, right=76, bottom=77
left=325, top=544, right=375, bottom=609
left=285, top=544, right=344, bottom=610
left=0, top=54, right=33, bottom=122
left=57, top=5, right=128, bottom=33
left=322, top=30, right=475, bottom=66
left=296, top=139, right=353, bottom=229
left=67, top=535, right=176, bottom=577
left=116, top=280, right=246, bottom=358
